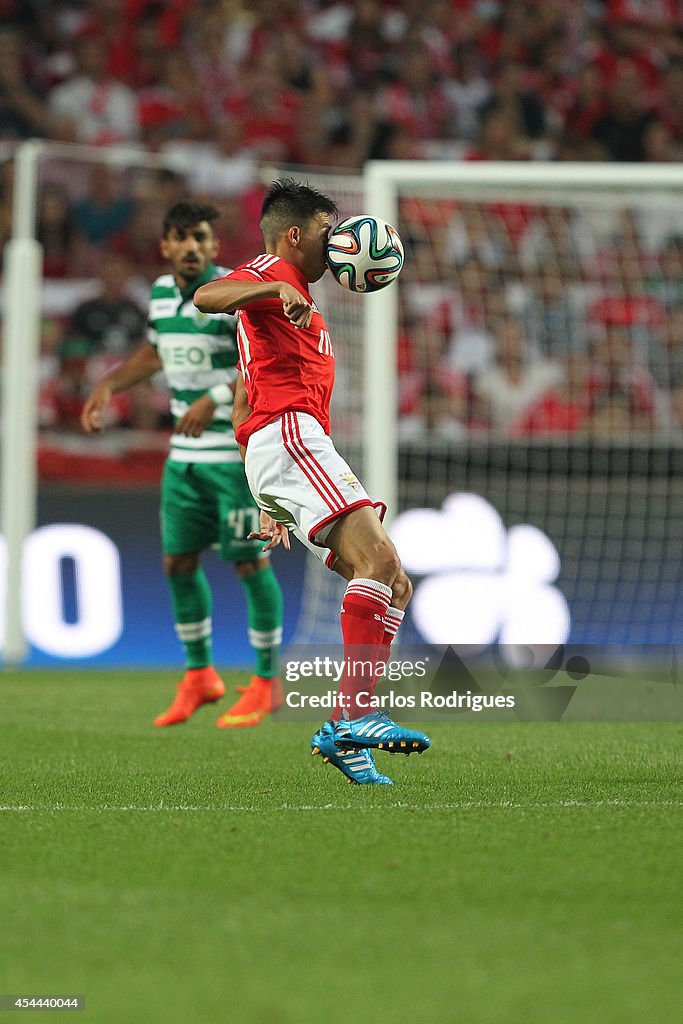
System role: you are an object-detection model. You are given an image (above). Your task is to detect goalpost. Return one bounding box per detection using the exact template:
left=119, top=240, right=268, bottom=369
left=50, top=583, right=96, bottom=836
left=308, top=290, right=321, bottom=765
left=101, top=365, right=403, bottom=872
left=0, top=140, right=183, bottom=663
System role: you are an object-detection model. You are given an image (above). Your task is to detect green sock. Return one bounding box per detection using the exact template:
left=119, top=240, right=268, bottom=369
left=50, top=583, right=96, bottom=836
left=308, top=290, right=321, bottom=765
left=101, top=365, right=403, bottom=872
left=240, top=563, right=283, bottom=678
left=167, top=569, right=213, bottom=669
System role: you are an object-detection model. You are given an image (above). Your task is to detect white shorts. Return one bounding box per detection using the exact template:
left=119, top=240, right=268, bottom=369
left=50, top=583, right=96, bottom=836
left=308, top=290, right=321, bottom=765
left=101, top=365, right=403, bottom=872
left=244, top=411, right=385, bottom=568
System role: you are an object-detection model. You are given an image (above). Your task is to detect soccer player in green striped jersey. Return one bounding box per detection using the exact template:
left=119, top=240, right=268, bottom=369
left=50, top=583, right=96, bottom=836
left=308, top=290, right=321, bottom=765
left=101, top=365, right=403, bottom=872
left=81, top=201, right=284, bottom=728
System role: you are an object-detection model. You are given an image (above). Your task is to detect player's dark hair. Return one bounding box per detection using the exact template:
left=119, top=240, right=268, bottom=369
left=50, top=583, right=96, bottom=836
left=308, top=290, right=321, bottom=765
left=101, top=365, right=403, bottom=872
left=260, top=178, right=338, bottom=242
left=162, top=200, right=220, bottom=237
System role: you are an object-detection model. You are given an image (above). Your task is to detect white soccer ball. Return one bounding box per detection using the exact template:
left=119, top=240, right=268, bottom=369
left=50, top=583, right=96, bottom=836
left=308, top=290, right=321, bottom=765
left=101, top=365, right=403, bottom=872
left=326, top=214, right=404, bottom=293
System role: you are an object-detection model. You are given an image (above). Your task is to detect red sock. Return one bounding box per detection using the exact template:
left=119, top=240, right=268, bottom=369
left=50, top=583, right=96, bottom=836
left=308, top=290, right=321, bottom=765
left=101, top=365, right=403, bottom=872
left=332, top=578, right=392, bottom=721
left=378, top=606, right=405, bottom=666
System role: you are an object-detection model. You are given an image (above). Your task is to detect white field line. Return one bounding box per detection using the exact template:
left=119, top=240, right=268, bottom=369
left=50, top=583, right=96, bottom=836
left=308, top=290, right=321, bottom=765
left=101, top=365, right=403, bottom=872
left=1, top=799, right=682, bottom=813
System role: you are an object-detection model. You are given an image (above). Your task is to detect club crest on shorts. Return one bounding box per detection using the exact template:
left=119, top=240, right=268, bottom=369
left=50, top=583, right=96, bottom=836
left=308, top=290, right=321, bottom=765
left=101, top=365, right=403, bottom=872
left=340, top=472, right=361, bottom=491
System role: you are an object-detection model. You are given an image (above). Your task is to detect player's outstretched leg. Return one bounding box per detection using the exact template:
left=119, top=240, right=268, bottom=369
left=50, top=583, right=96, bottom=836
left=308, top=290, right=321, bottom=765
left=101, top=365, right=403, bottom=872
left=311, top=721, right=393, bottom=786
left=333, top=711, right=431, bottom=756
left=154, top=666, right=226, bottom=727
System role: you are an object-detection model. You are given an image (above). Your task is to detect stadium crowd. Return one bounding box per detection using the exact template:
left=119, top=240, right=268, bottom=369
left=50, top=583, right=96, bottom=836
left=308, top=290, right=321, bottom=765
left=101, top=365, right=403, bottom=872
left=0, top=0, right=682, bottom=459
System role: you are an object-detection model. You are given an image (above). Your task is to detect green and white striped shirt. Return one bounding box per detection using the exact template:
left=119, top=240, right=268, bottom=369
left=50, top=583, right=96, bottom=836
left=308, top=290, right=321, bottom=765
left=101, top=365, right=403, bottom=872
left=147, top=264, right=240, bottom=464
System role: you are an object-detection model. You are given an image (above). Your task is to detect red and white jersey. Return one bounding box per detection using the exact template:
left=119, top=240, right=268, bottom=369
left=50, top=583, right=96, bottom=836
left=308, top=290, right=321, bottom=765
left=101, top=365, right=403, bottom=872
left=224, top=254, right=335, bottom=446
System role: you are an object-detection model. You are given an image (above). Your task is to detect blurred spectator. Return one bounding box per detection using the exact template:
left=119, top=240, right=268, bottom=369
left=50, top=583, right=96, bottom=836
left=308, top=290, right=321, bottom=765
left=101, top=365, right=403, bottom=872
left=641, top=117, right=682, bottom=162
left=185, top=0, right=239, bottom=116
left=151, top=168, right=188, bottom=212
left=514, top=353, right=594, bottom=436
left=344, top=0, right=395, bottom=92
left=465, top=103, right=532, bottom=160
left=323, top=89, right=381, bottom=170
left=37, top=313, right=65, bottom=428
left=590, top=60, right=656, bottom=161
left=376, top=42, right=454, bottom=142
left=177, top=120, right=258, bottom=199
left=47, top=30, right=140, bottom=145
left=63, top=252, right=146, bottom=360
left=587, top=324, right=663, bottom=432
left=42, top=251, right=155, bottom=433
left=646, top=234, right=683, bottom=309
left=71, top=163, right=135, bottom=247
left=471, top=317, right=564, bottom=432
left=111, top=201, right=167, bottom=282
left=37, top=183, right=77, bottom=279
left=211, top=190, right=271, bottom=271
left=561, top=63, right=608, bottom=147
left=522, top=263, right=589, bottom=358
left=0, top=27, right=49, bottom=140
left=445, top=205, right=509, bottom=271
left=650, top=302, right=683, bottom=427
left=656, top=60, right=683, bottom=151
left=444, top=41, right=492, bottom=141
left=590, top=211, right=666, bottom=362
left=221, top=59, right=302, bottom=163
left=137, top=50, right=212, bottom=147
left=519, top=204, right=595, bottom=278
left=435, top=256, right=501, bottom=377
left=478, top=59, right=547, bottom=146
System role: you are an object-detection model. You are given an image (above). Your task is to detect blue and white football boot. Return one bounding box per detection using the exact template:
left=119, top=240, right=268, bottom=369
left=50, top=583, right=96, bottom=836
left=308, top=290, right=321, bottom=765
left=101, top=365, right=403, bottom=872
left=311, top=721, right=393, bottom=785
left=333, top=711, right=430, bottom=756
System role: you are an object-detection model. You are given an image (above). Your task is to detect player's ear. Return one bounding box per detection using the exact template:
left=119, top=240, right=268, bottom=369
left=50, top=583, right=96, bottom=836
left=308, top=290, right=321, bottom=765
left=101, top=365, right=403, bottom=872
left=160, top=237, right=170, bottom=259
left=288, top=226, right=300, bottom=247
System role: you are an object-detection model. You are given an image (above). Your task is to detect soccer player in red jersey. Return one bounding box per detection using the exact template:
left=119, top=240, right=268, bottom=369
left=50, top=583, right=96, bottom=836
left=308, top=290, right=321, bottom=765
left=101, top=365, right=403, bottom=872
left=194, top=179, right=430, bottom=785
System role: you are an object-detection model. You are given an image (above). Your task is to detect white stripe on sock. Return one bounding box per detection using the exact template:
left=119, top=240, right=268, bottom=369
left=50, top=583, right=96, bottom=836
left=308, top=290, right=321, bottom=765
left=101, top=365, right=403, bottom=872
left=175, top=617, right=212, bottom=641
left=248, top=627, right=283, bottom=649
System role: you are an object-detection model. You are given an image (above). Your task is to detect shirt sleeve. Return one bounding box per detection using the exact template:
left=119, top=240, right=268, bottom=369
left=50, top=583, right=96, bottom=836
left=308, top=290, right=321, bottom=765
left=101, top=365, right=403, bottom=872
left=223, top=261, right=286, bottom=311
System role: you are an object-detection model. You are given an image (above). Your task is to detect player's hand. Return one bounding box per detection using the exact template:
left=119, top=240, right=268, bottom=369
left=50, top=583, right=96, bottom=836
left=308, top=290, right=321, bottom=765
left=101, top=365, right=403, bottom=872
left=279, top=283, right=313, bottom=329
left=81, top=383, right=112, bottom=433
left=248, top=511, right=291, bottom=551
left=176, top=394, right=216, bottom=437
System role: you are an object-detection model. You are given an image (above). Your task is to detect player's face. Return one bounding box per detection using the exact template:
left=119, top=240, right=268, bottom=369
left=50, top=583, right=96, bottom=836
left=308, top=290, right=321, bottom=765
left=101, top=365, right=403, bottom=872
left=300, top=212, right=335, bottom=283
left=160, top=221, right=219, bottom=286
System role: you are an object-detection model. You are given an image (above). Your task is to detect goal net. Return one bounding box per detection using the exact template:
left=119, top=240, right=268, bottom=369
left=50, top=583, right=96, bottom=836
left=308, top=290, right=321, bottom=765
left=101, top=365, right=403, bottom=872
left=293, top=162, right=683, bottom=659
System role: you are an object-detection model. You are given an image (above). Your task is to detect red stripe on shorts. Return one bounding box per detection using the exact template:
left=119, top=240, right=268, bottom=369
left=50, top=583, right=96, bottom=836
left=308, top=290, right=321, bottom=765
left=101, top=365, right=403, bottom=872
left=289, top=412, right=347, bottom=507
left=281, top=413, right=344, bottom=512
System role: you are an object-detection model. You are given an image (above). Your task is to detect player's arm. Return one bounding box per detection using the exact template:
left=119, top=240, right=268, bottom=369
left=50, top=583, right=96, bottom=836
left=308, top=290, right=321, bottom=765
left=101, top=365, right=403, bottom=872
left=81, top=342, right=162, bottom=433
left=232, top=370, right=250, bottom=439
left=194, top=277, right=313, bottom=328
left=176, top=373, right=239, bottom=438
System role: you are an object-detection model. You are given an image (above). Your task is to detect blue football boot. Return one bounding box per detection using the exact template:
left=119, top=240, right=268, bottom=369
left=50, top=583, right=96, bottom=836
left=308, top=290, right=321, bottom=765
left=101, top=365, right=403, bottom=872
left=333, top=711, right=430, bottom=756
left=311, top=721, right=393, bottom=785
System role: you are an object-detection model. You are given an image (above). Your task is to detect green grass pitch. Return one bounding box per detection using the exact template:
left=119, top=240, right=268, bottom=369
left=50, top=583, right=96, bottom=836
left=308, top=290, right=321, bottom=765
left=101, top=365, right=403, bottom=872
left=0, top=670, right=681, bottom=1023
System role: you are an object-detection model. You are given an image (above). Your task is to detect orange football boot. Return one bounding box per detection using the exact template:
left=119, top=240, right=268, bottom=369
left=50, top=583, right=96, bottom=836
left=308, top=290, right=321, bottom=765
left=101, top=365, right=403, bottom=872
left=216, top=675, right=284, bottom=728
left=154, top=667, right=226, bottom=726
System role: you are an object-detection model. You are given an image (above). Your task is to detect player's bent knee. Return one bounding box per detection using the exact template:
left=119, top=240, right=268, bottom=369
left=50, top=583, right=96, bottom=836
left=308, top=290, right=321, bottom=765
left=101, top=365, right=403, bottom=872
left=362, top=541, right=401, bottom=585
left=392, top=570, right=413, bottom=610
left=235, top=558, right=267, bottom=578
left=164, top=553, right=201, bottom=576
